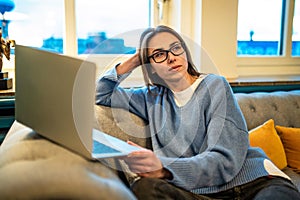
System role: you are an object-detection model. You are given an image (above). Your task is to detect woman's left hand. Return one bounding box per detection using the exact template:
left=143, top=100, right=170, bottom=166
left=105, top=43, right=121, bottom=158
left=124, top=141, right=169, bottom=179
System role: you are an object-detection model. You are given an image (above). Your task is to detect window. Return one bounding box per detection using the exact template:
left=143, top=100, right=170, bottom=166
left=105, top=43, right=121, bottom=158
left=237, top=0, right=300, bottom=57
left=6, top=0, right=64, bottom=53
left=237, top=0, right=283, bottom=56
left=292, top=0, right=300, bottom=56
left=4, top=0, right=150, bottom=54
left=76, top=0, right=150, bottom=54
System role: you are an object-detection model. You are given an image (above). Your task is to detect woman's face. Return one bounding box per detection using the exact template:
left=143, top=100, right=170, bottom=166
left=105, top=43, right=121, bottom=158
left=147, top=32, right=191, bottom=88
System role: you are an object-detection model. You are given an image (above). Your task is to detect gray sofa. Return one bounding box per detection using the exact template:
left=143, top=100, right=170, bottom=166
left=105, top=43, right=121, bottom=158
left=0, top=90, right=299, bottom=199
left=234, top=90, right=300, bottom=190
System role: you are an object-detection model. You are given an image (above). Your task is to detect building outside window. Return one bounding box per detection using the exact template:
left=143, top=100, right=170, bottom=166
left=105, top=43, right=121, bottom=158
left=5, top=0, right=298, bottom=57
left=237, top=0, right=300, bottom=56
left=75, top=0, right=150, bottom=54
left=2, top=0, right=150, bottom=55
left=3, top=0, right=64, bottom=53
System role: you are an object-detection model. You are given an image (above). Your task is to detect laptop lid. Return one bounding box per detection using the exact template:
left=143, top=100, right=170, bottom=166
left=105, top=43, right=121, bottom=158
left=15, top=45, right=95, bottom=159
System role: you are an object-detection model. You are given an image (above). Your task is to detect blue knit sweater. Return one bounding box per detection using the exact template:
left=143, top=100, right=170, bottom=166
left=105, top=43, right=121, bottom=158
left=96, top=68, right=283, bottom=194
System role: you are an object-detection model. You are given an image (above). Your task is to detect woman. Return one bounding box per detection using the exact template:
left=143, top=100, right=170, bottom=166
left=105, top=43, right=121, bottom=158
left=96, top=25, right=300, bottom=199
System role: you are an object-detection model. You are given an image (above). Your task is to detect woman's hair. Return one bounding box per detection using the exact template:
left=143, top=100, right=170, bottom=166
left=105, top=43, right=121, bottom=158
left=139, top=25, right=201, bottom=88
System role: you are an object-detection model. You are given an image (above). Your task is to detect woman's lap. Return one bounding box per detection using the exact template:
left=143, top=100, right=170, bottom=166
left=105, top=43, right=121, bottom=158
left=131, top=176, right=300, bottom=200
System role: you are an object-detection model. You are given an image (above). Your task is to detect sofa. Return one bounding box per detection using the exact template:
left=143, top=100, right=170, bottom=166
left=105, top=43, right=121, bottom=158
left=0, top=89, right=299, bottom=199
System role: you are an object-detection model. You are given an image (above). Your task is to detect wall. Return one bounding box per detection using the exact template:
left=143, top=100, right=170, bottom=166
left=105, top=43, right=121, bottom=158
left=159, top=0, right=238, bottom=78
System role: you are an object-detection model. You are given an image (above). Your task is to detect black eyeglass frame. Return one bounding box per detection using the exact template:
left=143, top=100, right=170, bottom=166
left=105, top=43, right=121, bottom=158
left=148, top=42, right=185, bottom=63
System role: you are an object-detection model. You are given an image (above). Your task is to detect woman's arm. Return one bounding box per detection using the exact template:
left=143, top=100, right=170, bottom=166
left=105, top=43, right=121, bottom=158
left=95, top=51, right=140, bottom=106
left=124, top=141, right=173, bottom=179
left=115, top=51, right=141, bottom=75
left=95, top=52, right=149, bottom=120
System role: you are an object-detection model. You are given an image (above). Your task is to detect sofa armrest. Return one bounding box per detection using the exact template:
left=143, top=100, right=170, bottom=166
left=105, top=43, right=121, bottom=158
left=0, top=121, right=136, bottom=199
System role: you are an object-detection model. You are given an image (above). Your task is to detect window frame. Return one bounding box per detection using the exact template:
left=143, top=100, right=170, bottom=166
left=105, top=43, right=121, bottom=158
left=164, top=0, right=300, bottom=78
left=236, top=0, right=300, bottom=76
left=5, top=0, right=298, bottom=81
left=237, top=0, right=295, bottom=58
left=63, top=0, right=153, bottom=57
left=62, top=0, right=153, bottom=87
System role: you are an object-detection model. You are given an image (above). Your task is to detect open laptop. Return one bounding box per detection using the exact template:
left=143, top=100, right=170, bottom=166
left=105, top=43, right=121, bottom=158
left=14, top=45, right=140, bottom=160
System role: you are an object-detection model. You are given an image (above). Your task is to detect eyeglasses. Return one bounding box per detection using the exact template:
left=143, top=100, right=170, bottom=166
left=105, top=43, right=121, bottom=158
left=148, top=43, right=185, bottom=63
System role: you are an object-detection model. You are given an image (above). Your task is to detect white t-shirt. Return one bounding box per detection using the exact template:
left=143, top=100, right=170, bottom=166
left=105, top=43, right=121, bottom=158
left=172, top=75, right=206, bottom=107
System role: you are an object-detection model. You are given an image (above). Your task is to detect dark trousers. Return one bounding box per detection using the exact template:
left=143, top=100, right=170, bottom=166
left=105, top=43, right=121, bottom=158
left=131, top=176, right=300, bottom=200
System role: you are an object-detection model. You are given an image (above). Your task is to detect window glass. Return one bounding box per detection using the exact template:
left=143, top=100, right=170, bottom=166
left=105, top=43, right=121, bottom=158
left=292, top=0, right=300, bottom=56
left=76, top=0, right=150, bottom=54
left=4, top=0, right=64, bottom=53
left=237, top=0, right=283, bottom=56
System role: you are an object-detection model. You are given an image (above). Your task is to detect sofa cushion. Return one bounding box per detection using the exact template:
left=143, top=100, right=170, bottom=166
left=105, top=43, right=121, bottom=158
left=276, top=125, right=300, bottom=172
left=248, top=119, right=287, bottom=170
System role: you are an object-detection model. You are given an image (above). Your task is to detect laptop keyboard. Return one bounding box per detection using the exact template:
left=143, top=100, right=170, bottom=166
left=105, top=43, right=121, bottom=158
left=93, top=140, right=121, bottom=154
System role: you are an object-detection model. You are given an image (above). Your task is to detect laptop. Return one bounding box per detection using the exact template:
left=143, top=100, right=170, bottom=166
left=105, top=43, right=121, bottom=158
left=14, top=45, right=140, bottom=160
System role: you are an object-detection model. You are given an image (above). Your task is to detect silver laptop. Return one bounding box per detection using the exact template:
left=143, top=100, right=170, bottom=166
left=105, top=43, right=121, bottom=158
left=15, top=45, right=140, bottom=159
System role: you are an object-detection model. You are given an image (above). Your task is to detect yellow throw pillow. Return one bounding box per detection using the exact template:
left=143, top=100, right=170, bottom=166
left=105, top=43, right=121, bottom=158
left=275, top=125, right=300, bottom=171
left=249, top=119, right=287, bottom=170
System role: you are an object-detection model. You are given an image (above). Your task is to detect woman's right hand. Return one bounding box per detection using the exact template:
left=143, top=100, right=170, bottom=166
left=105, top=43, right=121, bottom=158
left=116, top=50, right=141, bottom=75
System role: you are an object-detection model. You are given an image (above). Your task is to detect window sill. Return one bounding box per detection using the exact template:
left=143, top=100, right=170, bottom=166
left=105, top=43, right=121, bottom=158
left=228, top=75, right=300, bottom=93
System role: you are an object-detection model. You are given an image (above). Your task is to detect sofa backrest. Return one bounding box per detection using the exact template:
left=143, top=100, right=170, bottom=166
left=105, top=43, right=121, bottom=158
left=234, top=90, right=300, bottom=130
left=94, top=105, right=152, bottom=149
left=94, top=90, right=300, bottom=148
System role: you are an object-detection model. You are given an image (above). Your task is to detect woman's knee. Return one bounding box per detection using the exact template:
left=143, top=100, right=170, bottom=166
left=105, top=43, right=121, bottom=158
left=254, top=179, right=300, bottom=200
left=131, top=178, right=207, bottom=200
left=131, top=178, right=169, bottom=199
